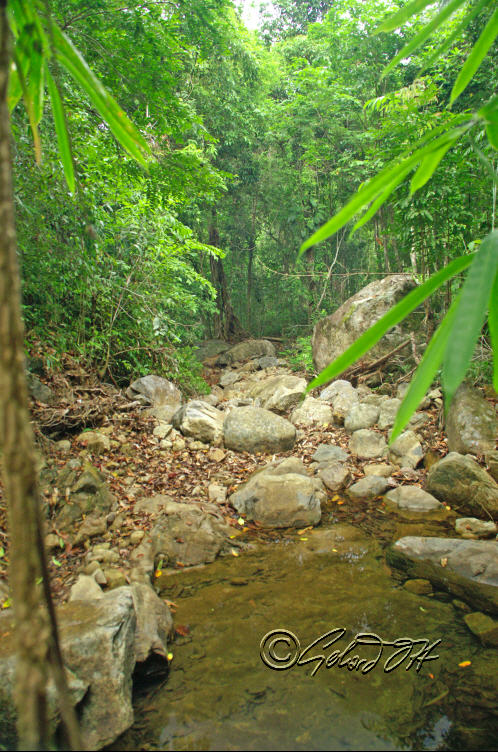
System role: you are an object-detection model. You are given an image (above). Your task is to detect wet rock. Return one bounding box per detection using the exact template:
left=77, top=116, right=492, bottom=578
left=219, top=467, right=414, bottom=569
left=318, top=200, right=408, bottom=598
left=349, top=429, right=387, bottom=459
left=426, top=452, right=498, bottom=517
left=290, top=397, right=333, bottom=426
left=403, top=578, right=433, bottom=595
left=364, top=462, right=395, bottom=477
left=126, top=375, right=182, bottom=413
left=377, top=398, right=402, bottom=430
left=446, top=384, right=497, bottom=456
left=347, top=476, right=389, bottom=501
left=455, top=518, right=497, bottom=539
left=312, top=445, right=349, bottom=463
left=319, top=462, right=351, bottom=491
left=463, top=612, right=498, bottom=647
left=312, top=275, right=419, bottom=372
left=344, top=403, right=380, bottom=432
left=129, top=583, right=173, bottom=675
left=217, top=339, right=275, bottom=366
left=130, top=500, right=232, bottom=576
left=384, top=486, right=446, bottom=516
left=69, top=574, right=104, bottom=601
left=387, top=537, right=498, bottom=614
left=172, top=400, right=224, bottom=444
left=230, top=471, right=324, bottom=528
left=76, top=431, right=110, bottom=454
left=27, top=373, right=54, bottom=403
left=388, top=430, right=423, bottom=469
left=223, top=407, right=296, bottom=454
left=248, top=374, right=307, bottom=413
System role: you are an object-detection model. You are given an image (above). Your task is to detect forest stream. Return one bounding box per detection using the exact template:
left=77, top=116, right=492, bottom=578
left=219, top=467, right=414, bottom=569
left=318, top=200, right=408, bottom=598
left=111, top=519, right=497, bottom=751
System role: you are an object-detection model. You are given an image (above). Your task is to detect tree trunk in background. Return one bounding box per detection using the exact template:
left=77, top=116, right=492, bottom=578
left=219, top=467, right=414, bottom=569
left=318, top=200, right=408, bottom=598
left=0, top=6, right=82, bottom=749
left=208, top=215, right=245, bottom=341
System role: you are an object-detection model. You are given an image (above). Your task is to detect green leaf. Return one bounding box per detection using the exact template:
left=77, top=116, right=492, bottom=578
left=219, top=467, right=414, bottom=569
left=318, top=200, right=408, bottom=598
left=488, top=271, right=498, bottom=391
left=442, top=231, right=498, bottom=405
left=305, top=254, right=475, bottom=392
left=486, top=120, right=498, bottom=151
left=52, top=26, right=150, bottom=168
left=390, top=296, right=460, bottom=442
left=7, top=61, right=23, bottom=112
left=353, top=165, right=413, bottom=232
left=376, top=0, right=455, bottom=33
left=420, top=0, right=490, bottom=73
left=451, top=7, right=498, bottom=104
left=52, top=558, right=62, bottom=567
left=382, top=0, right=467, bottom=78
left=410, top=140, right=455, bottom=193
left=45, top=64, right=75, bottom=193
left=12, top=47, right=42, bottom=163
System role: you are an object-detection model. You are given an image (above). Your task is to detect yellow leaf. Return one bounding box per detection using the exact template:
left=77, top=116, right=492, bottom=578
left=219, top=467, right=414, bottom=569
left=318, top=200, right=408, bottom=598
left=440, top=557, right=448, bottom=567
left=337, top=500, right=344, bottom=505
left=300, top=537, right=308, bottom=541
left=458, top=661, right=471, bottom=668
left=237, top=517, right=245, bottom=526
left=445, top=505, right=451, bottom=510
left=332, top=495, right=340, bottom=501
left=332, top=548, right=338, bottom=552
left=167, top=652, right=173, bottom=661
left=231, top=549, right=239, bottom=557
left=155, top=570, right=162, bottom=578
left=297, top=526, right=312, bottom=535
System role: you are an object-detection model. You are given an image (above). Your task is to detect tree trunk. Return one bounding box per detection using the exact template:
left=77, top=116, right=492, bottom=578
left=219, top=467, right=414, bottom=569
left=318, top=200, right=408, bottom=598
left=0, top=6, right=82, bottom=749
left=208, top=215, right=245, bottom=341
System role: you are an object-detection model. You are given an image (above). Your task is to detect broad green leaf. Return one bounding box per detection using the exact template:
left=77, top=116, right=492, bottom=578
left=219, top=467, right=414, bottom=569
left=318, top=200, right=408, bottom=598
left=468, top=135, right=498, bottom=184
left=390, top=297, right=460, bottom=442
left=305, top=254, right=475, bottom=392
left=410, top=140, right=455, bottom=193
left=420, top=0, right=490, bottom=73
left=52, top=26, right=150, bottom=168
left=451, top=7, right=498, bottom=105
left=488, top=271, right=498, bottom=391
left=382, top=0, right=467, bottom=78
left=28, top=43, right=44, bottom=125
left=7, top=62, right=23, bottom=112
left=299, top=122, right=470, bottom=254
left=486, top=121, right=498, bottom=151
left=13, top=48, right=41, bottom=163
left=376, top=0, right=459, bottom=33
left=442, top=231, right=498, bottom=405
left=46, top=65, right=74, bottom=193
left=353, top=165, right=413, bottom=232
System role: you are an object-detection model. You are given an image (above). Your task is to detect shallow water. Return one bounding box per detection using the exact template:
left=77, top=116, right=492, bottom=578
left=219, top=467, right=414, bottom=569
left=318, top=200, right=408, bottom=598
left=113, top=524, right=497, bottom=751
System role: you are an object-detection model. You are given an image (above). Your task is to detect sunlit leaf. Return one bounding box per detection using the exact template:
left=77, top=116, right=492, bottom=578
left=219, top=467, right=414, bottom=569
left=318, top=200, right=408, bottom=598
left=488, top=271, right=498, bottom=391
left=442, top=231, right=498, bottom=405
left=458, top=661, right=471, bottom=667
left=420, top=0, right=490, bottom=73
left=376, top=0, right=454, bottom=33
left=451, top=7, right=498, bottom=105
left=305, top=254, right=474, bottom=392
left=410, top=140, right=456, bottom=193
left=46, top=65, right=74, bottom=193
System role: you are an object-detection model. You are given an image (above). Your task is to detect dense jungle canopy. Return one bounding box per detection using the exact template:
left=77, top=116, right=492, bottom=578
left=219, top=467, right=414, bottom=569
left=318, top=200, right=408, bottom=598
left=12, top=0, right=498, bottom=386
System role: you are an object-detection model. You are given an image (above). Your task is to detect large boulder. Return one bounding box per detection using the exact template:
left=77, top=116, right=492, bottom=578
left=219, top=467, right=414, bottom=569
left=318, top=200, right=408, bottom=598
left=387, top=537, right=498, bottom=614
left=446, top=384, right=498, bottom=456
left=248, top=374, right=307, bottom=413
left=223, top=407, right=296, bottom=454
left=216, top=339, right=275, bottom=366
left=426, top=452, right=498, bottom=518
left=54, top=463, right=115, bottom=533
left=126, top=375, right=182, bottom=413
left=193, top=339, right=230, bottom=362
left=230, top=469, right=325, bottom=528
left=312, top=275, right=419, bottom=371
left=172, top=400, right=224, bottom=444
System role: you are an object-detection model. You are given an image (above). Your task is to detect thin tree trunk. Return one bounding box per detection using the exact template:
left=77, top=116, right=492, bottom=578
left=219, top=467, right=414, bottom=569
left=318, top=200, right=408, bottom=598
left=0, top=6, right=82, bottom=749
left=208, top=212, right=245, bottom=341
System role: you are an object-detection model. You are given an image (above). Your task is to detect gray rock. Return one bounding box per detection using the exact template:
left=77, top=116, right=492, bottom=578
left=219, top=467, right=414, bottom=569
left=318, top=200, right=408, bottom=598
left=347, top=476, right=390, bottom=501
left=55, top=439, right=71, bottom=453
left=387, top=537, right=498, bottom=614
left=27, top=373, right=54, bottom=404
left=223, top=407, right=296, bottom=454
left=153, top=422, right=172, bottom=439
left=312, top=275, right=419, bottom=372
left=486, top=451, right=498, bottom=482
left=73, top=515, right=107, bottom=545
left=69, top=574, right=104, bottom=601
left=349, top=429, right=387, bottom=459
left=319, top=462, right=351, bottom=491
left=319, top=379, right=357, bottom=403
left=129, top=583, right=173, bottom=674
left=258, top=356, right=281, bottom=369
left=388, top=430, right=424, bottom=468
left=364, top=462, right=395, bottom=477
left=130, top=500, right=232, bottom=576
left=312, top=444, right=349, bottom=463
left=219, top=370, right=242, bottom=387
left=217, top=339, right=275, bottom=366
left=361, top=393, right=390, bottom=406
left=134, top=494, right=174, bottom=516
left=203, top=385, right=224, bottom=407
left=377, top=398, right=402, bottom=429
left=172, top=400, right=224, bottom=444
left=446, top=384, right=498, bottom=456
left=230, top=472, right=324, bottom=528
left=260, top=457, right=308, bottom=477
left=208, top=483, right=228, bottom=504
left=193, top=339, right=230, bottom=362
left=290, top=397, right=333, bottom=426
left=76, top=430, right=110, bottom=454
left=55, top=464, right=114, bottom=533
left=126, top=375, right=182, bottom=410
left=455, top=518, right=497, bottom=539
left=384, top=486, right=446, bottom=516
left=248, top=374, right=307, bottom=413
left=426, top=452, right=498, bottom=517
left=344, top=403, right=380, bottom=432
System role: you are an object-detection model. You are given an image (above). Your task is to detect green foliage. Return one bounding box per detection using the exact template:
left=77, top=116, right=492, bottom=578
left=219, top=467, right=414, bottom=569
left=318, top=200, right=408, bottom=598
left=280, top=336, right=315, bottom=375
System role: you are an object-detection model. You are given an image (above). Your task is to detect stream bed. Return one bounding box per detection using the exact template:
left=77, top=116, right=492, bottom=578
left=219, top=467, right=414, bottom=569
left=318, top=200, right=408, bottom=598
left=112, top=523, right=497, bottom=751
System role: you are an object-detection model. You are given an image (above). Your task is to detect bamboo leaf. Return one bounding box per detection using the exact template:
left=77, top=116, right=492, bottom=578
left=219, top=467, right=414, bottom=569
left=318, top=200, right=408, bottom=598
left=353, top=165, right=413, bottom=232
left=46, top=65, right=74, bottom=193
left=410, top=140, right=455, bottom=193
left=305, top=254, right=475, bottom=392
left=12, top=48, right=42, bottom=164
left=451, top=7, right=498, bottom=104
left=442, top=231, right=498, bottom=405
left=8, top=62, right=23, bottom=112
left=28, top=43, right=44, bottom=125
left=376, top=0, right=454, bottom=33
left=488, top=271, right=498, bottom=391
left=390, top=297, right=460, bottom=442
left=382, top=0, right=467, bottom=78
left=420, top=0, right=490, bottom=73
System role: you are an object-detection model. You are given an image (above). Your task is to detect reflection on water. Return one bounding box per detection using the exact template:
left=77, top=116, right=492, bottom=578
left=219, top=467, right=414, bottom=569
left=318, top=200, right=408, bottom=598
left=112, top=525, right=497, bottom=751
